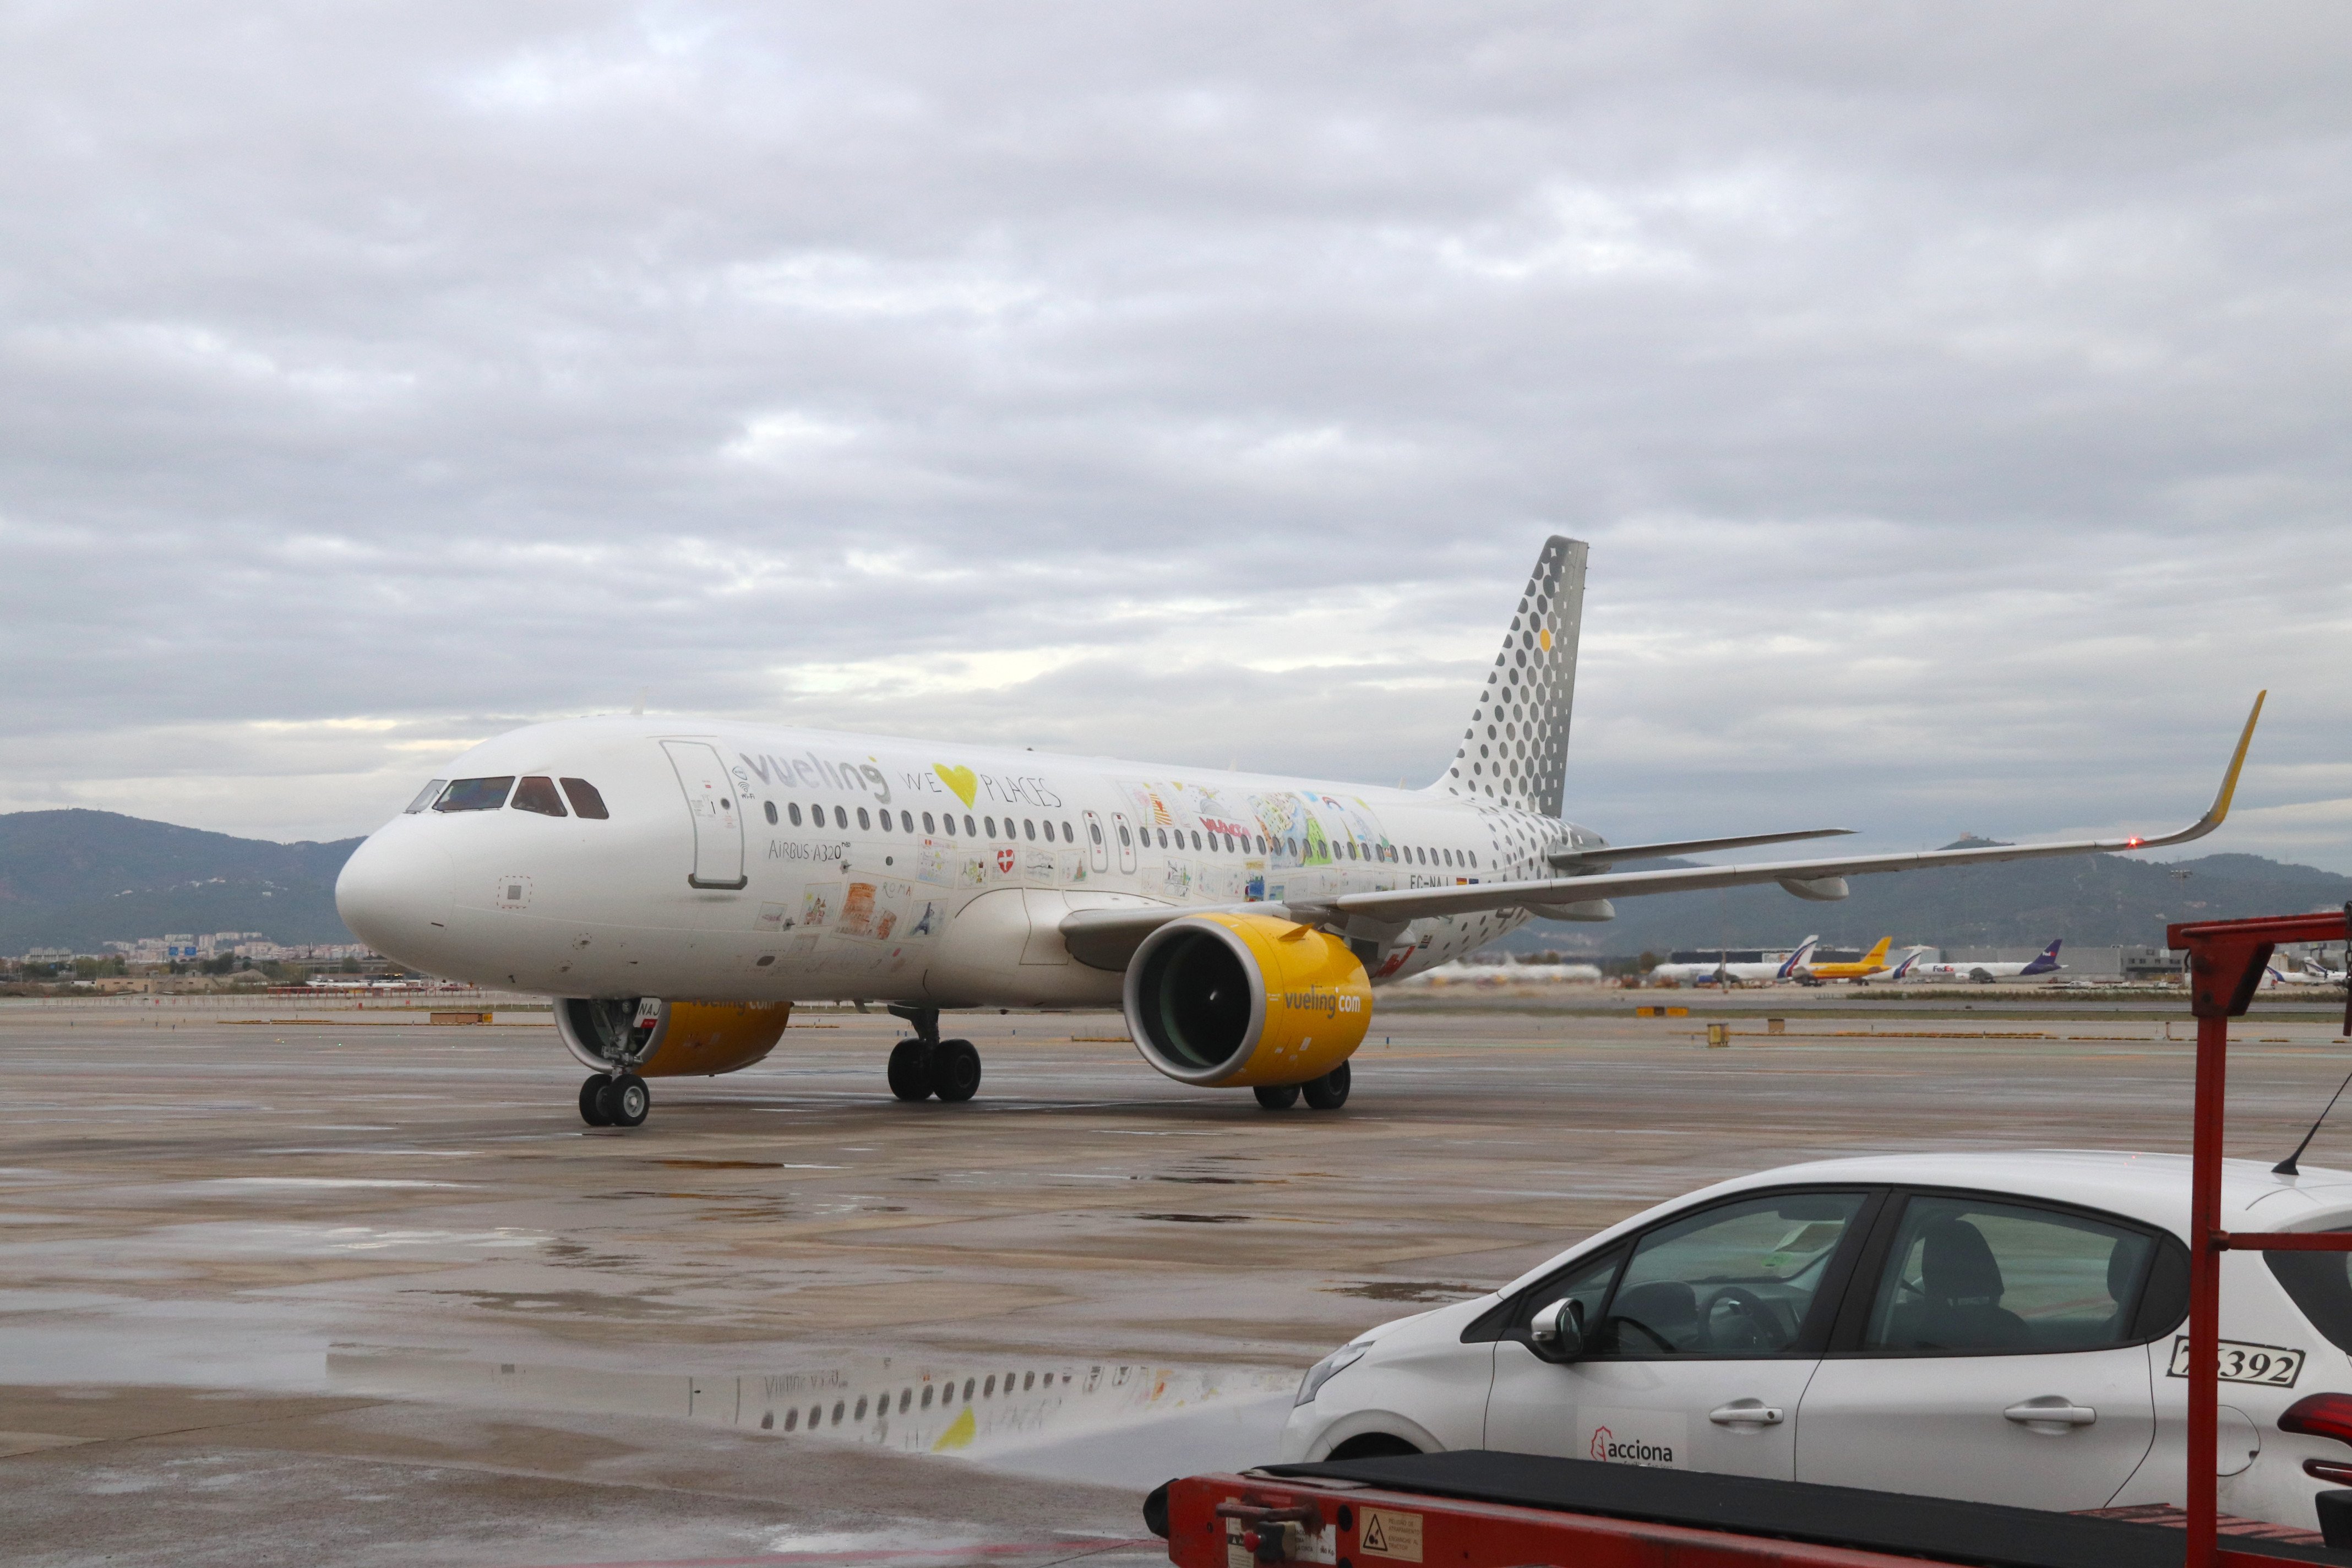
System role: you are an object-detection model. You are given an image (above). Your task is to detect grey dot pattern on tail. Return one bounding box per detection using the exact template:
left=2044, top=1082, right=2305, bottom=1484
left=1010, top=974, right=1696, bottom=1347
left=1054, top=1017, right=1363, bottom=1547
left=1444, top=535, right=1586, bottom=819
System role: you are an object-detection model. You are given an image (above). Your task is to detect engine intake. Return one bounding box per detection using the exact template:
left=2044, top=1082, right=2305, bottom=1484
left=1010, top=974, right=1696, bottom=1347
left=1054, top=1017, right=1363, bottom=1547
left=1124, top=913, right=1371, bottom=1088
left=556, top=997, right=792, bottom=1078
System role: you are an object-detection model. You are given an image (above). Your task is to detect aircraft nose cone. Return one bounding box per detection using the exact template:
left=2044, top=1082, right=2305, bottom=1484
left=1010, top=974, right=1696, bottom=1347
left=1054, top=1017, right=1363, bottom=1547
left=336, top=829, right=456, bottom=971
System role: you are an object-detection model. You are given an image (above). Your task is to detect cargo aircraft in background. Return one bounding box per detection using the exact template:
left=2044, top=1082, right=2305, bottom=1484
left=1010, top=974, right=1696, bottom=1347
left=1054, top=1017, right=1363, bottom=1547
left=1646, top=938, right=1820, bottom=987
left=1795, top=935, right=1897, bottom=984
left=335, top=537, right=2267, bottom=1128
left=1903, top=938, right=2067, bottom=984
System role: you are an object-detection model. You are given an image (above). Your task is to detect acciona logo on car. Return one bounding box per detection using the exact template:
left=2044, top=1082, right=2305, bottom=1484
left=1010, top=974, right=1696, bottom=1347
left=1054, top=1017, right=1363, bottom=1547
left=1589, top=1426, right=1675, bottom=1466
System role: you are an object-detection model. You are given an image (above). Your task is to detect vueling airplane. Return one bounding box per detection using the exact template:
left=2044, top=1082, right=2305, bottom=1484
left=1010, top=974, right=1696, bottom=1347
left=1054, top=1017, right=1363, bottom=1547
left=334, top=538, right=2266, bottom=1128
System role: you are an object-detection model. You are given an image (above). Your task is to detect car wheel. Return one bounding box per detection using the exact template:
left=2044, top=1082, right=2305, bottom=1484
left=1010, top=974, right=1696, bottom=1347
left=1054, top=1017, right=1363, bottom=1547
left=1326, top=1433, right=1420, bottom=1461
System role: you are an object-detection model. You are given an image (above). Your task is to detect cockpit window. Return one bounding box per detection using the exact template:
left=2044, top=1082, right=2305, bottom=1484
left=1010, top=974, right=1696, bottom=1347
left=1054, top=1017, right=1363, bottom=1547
left=405, top=780, right=448, bottom=814
left=511, top=776, right=568, bottom=817
left=435, top=777, right=515, bottom=813
left=559, top=778, right=609, bottom=820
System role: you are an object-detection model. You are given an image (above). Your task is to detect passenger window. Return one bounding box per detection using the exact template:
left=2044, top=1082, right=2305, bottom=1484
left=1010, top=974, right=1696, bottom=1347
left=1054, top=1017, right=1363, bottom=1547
left=902, top=810, right=914, bottom=832
left=435, top=777, right=515, bottom=812
left=1062, top=821, right=1075, bottom=843
left=963, top=814, right=977, bottom=837
left=1191, top=830, right=1203, bottom=850
left=405, top=780, right=447, bottom=814
left=1594, top=1191, right=1867, bottom=1357
left=985, top=816, right=998, bottom=837
left=511, top=776, right=567, bottom=816
left=1023, top=819, right=1036, bottom=841
left=925, top=812, right=938, bottom=835
left=1117, top=825, right=1131, bottom=845
left=857, top=807, right=871, bottom=831
left=788, top=802, right=803, bottom=826
left=1863, top=1195, right=2159, bottom=1354
left=1090, top=823, right=1103, bottom=845
left=834, top=805, right=848, bottom=829
left=764, top=801, right=778, bottom=825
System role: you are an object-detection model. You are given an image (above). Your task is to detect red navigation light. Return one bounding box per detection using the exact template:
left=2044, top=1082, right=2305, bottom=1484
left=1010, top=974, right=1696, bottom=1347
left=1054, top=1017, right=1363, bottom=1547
left=2127, top=836, right=2144, bottom=848
left=2280, top=1392, right=2352, bottom=1446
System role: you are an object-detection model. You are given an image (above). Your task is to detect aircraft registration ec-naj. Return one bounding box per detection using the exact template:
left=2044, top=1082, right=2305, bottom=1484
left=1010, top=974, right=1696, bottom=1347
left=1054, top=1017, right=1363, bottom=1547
left=335, top=538, right=2267, bottom=1129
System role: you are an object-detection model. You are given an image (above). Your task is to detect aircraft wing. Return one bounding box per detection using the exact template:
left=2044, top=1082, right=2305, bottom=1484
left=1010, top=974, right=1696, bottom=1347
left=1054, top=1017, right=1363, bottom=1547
left=1327, top=691, right=2262, bottom=925
left=1060, top=692, right=2262, bottom=970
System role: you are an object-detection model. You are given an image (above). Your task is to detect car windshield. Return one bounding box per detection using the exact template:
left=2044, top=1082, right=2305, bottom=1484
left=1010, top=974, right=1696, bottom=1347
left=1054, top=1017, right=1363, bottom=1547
left=434, top=777, right=515, bottom=813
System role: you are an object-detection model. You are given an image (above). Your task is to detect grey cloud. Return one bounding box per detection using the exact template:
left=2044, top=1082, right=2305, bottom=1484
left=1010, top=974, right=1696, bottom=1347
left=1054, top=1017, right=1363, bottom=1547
left=2, top=4, right=2348, bottom=861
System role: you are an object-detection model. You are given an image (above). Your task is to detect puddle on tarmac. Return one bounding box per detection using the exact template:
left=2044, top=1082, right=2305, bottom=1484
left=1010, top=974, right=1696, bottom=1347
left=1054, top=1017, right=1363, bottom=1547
left=329, top=1346, right=1299, bottom=1488
left=1329, top=1280, right=1487, bottom=1304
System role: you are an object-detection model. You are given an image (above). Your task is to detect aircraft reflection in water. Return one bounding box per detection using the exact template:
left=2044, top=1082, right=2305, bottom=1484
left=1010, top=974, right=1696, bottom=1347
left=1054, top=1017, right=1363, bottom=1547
left=328, top=1347, right=1295, bottom=1467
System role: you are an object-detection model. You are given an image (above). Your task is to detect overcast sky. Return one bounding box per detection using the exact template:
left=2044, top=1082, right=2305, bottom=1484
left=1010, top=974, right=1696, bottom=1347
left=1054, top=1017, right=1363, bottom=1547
left=4, top=4, right=2348, bottom=867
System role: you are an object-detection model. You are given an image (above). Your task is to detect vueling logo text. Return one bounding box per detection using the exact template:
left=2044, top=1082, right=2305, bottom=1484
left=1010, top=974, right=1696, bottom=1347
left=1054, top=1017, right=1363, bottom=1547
left=1280, top=986, right=1362, bottom=1017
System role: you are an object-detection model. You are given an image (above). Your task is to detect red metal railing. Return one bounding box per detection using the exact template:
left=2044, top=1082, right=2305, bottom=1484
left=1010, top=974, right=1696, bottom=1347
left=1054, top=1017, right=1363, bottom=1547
left=2168, top=906, right=2352, bottom=1568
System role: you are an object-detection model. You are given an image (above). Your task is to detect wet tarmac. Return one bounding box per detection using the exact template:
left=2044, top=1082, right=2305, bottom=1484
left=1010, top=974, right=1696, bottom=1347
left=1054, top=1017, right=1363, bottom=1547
left=6, top=995, right=2350, bottom=1565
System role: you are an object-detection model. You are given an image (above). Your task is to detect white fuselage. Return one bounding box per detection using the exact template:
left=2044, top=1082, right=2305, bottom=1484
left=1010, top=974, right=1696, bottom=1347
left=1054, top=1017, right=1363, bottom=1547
left=336, top=717, right=1575, bottom=1008
left=1648, top=957, right=1801, bottom=984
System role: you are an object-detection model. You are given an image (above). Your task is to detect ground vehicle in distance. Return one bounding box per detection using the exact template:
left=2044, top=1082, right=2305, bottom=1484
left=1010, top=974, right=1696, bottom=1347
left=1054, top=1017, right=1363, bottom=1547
left=1282, top=1151, right=2352, bottom=1532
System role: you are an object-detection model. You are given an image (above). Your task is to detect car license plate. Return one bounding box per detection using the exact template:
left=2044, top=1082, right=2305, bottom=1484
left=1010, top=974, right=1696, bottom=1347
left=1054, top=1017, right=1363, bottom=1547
left=2167, top=1336, right=2305, bottom=1387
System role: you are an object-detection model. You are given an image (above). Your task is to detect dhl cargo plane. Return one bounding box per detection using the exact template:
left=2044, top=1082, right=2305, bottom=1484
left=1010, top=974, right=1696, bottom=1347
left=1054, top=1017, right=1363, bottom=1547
left=334, top=538, right=2264, bottom=1128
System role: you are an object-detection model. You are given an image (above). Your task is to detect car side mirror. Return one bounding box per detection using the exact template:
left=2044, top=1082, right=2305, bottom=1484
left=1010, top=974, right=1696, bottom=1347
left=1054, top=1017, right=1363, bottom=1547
left=1527, top=1298, right=1586, bottom=1362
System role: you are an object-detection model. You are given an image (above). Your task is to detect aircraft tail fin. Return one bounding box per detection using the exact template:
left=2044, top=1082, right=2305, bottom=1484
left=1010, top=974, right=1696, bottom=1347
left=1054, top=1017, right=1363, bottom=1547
left=1777, top=935, right=1821, bottom=978
left=1861, top=936, right=1892, bottom=966
left=1438, top=536, right=1586, bottom=817
left=2023, top=938, right=2064, bottom=974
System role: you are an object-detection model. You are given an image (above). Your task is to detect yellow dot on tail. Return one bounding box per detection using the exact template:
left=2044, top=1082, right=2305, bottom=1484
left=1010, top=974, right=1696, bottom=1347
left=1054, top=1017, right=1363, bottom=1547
left=1539, top=628, right=1553, bottom=651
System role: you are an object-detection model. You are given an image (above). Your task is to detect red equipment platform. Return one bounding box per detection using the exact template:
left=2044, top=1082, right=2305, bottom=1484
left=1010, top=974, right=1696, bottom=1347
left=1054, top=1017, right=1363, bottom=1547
left=1156, top=1452, right=2344, bottom=1568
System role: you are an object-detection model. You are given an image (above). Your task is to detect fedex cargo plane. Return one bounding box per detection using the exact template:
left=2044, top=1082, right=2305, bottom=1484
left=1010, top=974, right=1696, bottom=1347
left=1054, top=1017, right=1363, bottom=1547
left=334, top=538, right=2263, bottom=1127
left=1905, top=939, right=2066, bottom=984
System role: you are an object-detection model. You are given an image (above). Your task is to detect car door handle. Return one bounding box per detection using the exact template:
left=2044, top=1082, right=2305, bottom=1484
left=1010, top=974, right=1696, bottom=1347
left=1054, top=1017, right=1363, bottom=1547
left=1708, top=1401, right=1784, bottom=1426
left=2004, top=1399, right=2098, bottom=1429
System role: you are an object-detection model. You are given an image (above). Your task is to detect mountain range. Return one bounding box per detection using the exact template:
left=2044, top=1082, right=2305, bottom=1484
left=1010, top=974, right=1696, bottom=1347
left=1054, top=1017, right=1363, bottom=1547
left=0, top=810, right=363, bottom=956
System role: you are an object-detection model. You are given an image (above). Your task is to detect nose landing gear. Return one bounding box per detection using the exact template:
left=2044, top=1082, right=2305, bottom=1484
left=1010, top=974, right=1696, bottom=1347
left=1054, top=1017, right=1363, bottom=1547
left=579, top=1071, right=650, bottom=1128
left=886, top=1006, right=983, bottom=1104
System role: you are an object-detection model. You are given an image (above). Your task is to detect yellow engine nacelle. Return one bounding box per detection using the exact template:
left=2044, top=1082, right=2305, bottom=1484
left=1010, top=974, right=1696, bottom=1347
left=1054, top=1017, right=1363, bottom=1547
left=1123, top=913, right=1371, bottom=1088
left=555, top=998, right=792, bottom=1079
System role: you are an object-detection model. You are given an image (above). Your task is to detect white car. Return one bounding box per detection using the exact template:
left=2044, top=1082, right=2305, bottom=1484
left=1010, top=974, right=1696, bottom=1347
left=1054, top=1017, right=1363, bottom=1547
left=1281, top=1151, right=2352, bottom=1532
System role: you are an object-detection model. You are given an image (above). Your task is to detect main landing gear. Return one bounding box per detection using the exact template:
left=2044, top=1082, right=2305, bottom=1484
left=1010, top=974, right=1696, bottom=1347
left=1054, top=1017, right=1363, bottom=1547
left=886, top=1005, right=981, bottom=1104
left=579, top=1071, right=650, bottom=1128
left=1253, top=1062, right=1351, bottom=1112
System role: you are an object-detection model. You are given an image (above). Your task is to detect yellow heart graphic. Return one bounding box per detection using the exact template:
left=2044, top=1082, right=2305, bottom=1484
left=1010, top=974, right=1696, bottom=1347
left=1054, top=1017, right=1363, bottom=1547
left=934, top=763, right=979, bottom=807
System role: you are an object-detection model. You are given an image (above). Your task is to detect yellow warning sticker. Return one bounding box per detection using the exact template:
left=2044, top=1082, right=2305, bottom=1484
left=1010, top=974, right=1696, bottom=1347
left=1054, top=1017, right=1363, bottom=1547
left=1358, top=1507, right=1423, bottom=1563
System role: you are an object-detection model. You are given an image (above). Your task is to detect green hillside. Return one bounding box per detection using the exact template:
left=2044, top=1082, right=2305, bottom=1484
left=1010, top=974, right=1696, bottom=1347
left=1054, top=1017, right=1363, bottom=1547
left=0, top=810, right=362, bottom=955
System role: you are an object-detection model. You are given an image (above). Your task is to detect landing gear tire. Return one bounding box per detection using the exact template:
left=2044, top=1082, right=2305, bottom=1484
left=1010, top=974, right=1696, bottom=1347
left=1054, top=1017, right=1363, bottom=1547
left=597, top=1072, right=651, bottom=1128
left=1253, top=1084, right=1301, bottom=1110
left=888, top=1038, right=936, bottom=1101
left=1302, top=1062, right=1351, bottom=1111
left=932, top=1039, right=982, bottom=1103
left=579, top=1074, right=614, bottom=1126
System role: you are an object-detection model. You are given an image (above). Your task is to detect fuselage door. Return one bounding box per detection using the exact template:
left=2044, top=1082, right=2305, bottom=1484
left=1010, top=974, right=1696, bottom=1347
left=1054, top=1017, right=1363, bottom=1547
left=661, top=739, right=748, bottom=890
left=1082, top=810, right=1110, bottom=874
left=1111, top=811, right=1137, bottom=874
